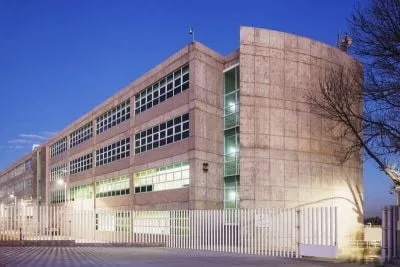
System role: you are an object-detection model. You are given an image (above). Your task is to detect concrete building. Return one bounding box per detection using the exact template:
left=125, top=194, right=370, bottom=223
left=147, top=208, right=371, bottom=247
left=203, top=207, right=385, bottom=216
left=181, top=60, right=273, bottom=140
left=0, top=26, right=363, bottom=244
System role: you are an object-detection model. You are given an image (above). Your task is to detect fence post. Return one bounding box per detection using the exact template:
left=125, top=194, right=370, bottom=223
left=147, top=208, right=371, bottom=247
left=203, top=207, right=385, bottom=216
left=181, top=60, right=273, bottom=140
left=381, top=207, right=388, bottom=264
left=296, top=208, right=301, bottom=258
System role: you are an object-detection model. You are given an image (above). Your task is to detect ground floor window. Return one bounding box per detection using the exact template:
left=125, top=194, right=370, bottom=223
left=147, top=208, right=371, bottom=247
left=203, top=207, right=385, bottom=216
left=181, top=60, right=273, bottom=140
left=95, top=211, right=131, bottom=232
left=50, top=189, right=66, bottom=204
left=224, top=176, right=240, bottom=209
left=95, top=174, right=130, bottom=198
left=134, top=161, right=189, bottom=193
left=70, top=184, right=93, bottom=201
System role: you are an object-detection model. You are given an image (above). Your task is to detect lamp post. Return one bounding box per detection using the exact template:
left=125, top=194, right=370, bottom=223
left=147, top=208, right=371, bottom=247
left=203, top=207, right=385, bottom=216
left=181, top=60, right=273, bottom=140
left=9, top=193, right=16, bottom=206
left=57, top=179, right=67, bottom=205
left=60, top=169, right=69, bottom=205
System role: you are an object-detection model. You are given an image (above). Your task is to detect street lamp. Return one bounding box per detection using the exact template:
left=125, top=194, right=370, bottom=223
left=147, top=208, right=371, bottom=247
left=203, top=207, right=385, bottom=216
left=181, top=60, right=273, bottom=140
left=9, top=193, right=16, bottom=206
left=59, top=169, right=69, bottom=205
left=57, top=179, right=67, bottom=204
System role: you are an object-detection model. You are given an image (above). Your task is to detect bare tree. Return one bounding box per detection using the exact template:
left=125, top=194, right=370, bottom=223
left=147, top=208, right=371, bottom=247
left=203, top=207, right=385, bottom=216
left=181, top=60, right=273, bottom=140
left=309, top=0, right=400, bottom=189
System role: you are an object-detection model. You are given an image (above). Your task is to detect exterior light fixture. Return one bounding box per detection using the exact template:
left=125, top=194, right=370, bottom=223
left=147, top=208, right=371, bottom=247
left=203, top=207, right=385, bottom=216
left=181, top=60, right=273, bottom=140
left=203, top=162, right=209, bottom=172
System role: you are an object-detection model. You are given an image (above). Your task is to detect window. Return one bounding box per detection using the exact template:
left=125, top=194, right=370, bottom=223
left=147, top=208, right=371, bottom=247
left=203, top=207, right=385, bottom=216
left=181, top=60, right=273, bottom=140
left=70, top=184, right=92, bottom=201
left=224, top=66, right=240, bottom=129
left=14, top=181, right=24, bottom=193
left=50, top=163, right=68, bottom=183
left=70, top=153, right=93, bottom=175
left=0, top=188, right=5, bottom=198
left=134, top=65, right=189, bottom=115
left=70, top=122, right=93, bottom=148
left=25, top=159, right=32, bottom=171
left=115, top=212, right=131, bottom=232
left=50, top=137, right=68, bottom=158
left=224, top=128, right=240, bottom=176
left=96, top=137, right=130, bottom=166
left=96, top=213, right=115, bottom=232
left=95, top=211, right=131, bottom=232
left=96, top=100, right=130, bottom=135
left=134, top=113, right=189, bottom=155
left=24, top=177, right=32, bottom=190
left=0, top=161, right=30, bottom=183
left=134, top=161, right=189, bottom=193
left=50, top=189, right=65, bottom=204
left=223, top=66, right=240, bottom=209
left=224, top=176, right=240, bottom=209
left=95, top=174, right=130, bottom=198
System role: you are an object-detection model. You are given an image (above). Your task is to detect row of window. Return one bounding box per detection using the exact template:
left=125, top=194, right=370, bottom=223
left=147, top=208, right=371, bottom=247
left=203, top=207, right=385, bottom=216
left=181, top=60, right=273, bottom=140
left=50, top=189, right=66, bottom=204
left=48, top=65, right=190, bottom=158
left=95, top=175, right=130, bottom=198
left=14, top=181, right=24, bottom=193
left=50, top=163, right=68, bottom=182
left=223, top=66, right=240, bottom=209
left=0, top=159, right=32, bottom=184
left=70, top=122, right=93, bottom=148
left=134, top=113, right=189, bottom=154
left=53, top=138, right=131, bottom=176
left=95, top=212, right=131, bottom=232
left=134, top=161, right=189, bottom=193
left=50, top=112, right=189, bottom=176
left=70, top=184, right=92, bottom=201
left=96, top=100, right=130, bottom=135
left=50, top=137, right=68, bottom=158
left=95, top=138, right=130, bottom=167
left=49, top=100, right=130, bottom=158
left=70, top=153, right=93, bottom=175
left=134, top=65, right=189, bottom=115
left=47, top=161, right=190, bottom=203
left=0, top=177, right=33, bottom=196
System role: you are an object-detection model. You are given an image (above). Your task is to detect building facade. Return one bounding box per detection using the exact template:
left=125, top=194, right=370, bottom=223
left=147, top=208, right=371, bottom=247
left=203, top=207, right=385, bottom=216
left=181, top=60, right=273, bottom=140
left=0, top=26, right=363, bottom=243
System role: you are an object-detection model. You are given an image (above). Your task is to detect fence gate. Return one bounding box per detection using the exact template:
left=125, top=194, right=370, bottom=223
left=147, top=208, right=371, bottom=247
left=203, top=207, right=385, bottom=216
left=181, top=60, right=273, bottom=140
left=382, top=205, right=400, bottom=262
left=167, top=207, right=338, bottom=258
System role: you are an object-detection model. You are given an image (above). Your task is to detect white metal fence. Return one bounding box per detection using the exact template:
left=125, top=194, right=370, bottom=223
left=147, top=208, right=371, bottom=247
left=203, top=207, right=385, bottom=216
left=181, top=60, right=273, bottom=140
left=0, top=205, right=338, bottom=258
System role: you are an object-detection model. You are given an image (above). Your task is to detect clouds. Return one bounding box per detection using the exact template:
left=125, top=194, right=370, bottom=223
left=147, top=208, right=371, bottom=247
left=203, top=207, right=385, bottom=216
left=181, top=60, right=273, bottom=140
left=8, top=139, right=34, bottom=144
left=5, top=131, right=57, bottom=150
left=18, top=134, right=49, bottom=140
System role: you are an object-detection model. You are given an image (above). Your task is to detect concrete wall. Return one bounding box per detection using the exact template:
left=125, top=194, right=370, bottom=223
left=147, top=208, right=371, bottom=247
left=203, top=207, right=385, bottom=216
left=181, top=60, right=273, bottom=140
left=188, top=43, right=225, bottom=210
left=239, top=26, right=363, bottom=246
left=364, top=226, right=382, bottom=242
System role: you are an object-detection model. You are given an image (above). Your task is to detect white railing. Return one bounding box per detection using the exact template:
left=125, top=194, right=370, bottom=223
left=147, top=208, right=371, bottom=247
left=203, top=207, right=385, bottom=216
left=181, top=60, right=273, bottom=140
left=0, top=205, right=338, bottom=258
left=344, top=240, right=381, bottom=248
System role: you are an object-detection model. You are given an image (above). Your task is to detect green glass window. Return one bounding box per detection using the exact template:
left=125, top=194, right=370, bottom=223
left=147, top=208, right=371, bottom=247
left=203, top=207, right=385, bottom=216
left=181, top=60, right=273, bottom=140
left=70, top=184, right=93, bottom=201
left=224, top=176, right=240, bottom=209
left=223, top=66, right=240, bottom=209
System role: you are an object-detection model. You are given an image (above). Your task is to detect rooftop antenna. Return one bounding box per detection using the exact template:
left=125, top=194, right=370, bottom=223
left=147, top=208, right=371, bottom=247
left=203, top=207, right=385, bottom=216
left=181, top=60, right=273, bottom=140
left=189, top=26, right=195, bottom=43
left=337, top=32, right=352, bottom=53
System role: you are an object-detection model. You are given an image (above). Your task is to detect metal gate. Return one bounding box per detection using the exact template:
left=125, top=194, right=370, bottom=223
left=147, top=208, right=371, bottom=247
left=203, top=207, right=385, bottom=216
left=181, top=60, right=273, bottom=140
left=168, top=207, right=338, bottom=258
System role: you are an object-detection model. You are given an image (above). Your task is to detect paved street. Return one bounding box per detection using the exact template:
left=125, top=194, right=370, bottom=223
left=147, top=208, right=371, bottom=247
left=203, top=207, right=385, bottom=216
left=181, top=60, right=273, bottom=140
left=0, top=247, right=370, bottom=267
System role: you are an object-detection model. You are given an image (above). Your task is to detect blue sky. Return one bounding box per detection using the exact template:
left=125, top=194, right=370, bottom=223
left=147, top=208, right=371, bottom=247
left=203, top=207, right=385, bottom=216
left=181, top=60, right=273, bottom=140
left=0, top=0, right=395, bottom=216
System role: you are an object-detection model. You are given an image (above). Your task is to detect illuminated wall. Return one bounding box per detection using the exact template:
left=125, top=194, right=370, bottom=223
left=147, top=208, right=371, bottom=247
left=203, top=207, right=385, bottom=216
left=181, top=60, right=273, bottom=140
left=238, top=26, right=363, bottom=249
